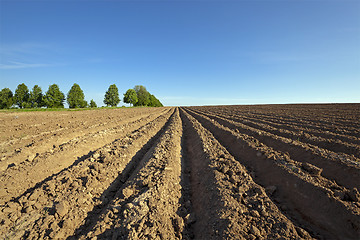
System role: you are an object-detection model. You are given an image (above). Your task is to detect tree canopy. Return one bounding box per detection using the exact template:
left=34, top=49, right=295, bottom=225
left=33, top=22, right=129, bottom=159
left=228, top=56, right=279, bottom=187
left=148, top=94, right=163, bottom=107
left=131, top=85, right=163, bottom=107
left=44, top=84, right=65, bottom=108
left=89, top=99, right=97, bottom=108
left=67, top=83, right=87, bottom=108
left=0, top=88, right=14, bottom=109
left=1, top=83, right=163, bottom=109
left=14, top=83, right=30, bottom=108
left=104, top=84, right=120, bottom=107
left=134, top=85, right=150, bottom=107
left=123, top=89, right=138, bottom=107
left=29, top=85, right=44, bottom=108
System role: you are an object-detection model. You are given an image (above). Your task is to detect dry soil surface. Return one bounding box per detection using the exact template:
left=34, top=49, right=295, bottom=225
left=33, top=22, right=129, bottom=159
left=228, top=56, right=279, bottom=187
left=0, top=104, right=359, bottom=239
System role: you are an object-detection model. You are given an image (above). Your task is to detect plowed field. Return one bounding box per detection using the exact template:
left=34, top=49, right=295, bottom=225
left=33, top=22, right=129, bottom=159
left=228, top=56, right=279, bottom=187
left=0, top=104, right=359, bottom=239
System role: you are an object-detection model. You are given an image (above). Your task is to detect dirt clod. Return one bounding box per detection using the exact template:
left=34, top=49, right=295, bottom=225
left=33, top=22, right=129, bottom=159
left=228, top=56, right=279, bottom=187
left=348, top=188, right=360, bottom=202
left=185, top=213, right=196, bottom=225
left=55, top=202, right=68, bottom=217
left=250, top=225, right=261, bottom=236
left=301, top=162, right=323, bottom=176
left=266, top=185, right=277, bottom=195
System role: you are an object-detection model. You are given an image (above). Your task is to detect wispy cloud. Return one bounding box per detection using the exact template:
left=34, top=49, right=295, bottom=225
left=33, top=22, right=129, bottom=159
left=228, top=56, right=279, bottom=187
left=0, top=43, right=59, bottom=70
left=0, top=61, right=54, bottom=69
left=0, top=42, right=106, bottom=69
left=0, top=43, right=54, bottom=57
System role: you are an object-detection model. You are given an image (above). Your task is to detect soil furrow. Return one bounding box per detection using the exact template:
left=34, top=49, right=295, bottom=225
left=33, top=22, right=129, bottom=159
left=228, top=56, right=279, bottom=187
left=184, top=108, right=360, bottom=240
left=188, top=108, right=360, bottom=191
left=0, top=108, right=164, bottom=146
left=194, top=105, right=360, bottom=137
left=0, top=109, right=170, bottom=205
left=0, top=109, right=174, bottom=239
left=176, top=109, right=195, bottom=240
left=0, top=107, right=161, bottom=145
left=201, top=108, right=360, bottom=146
left=194, top=108, right=360, bottom=158
left=232, top=106, right=360, bottom=130
left=0, top=108, right=167, bottom=172
left=244, top=111, right=360, bottom=137
left=0, top=104, right=358, bottom=239
left=240, top=113, right=360, bottom=146
left=180, top=108, right=226, bottom=239
left=74, top=108, right=183, bottom=239
left=179, top=108, right=313, bottom=239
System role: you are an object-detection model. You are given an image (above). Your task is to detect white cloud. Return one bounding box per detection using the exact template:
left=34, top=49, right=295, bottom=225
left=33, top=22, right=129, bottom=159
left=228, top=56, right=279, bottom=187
left=0, top=43, right=54, bottom=57
left=0, top=61, right=54, bottom=69
left=0, top=43, right=106, bottom=69
left=0, top=43, right=58, bottom=69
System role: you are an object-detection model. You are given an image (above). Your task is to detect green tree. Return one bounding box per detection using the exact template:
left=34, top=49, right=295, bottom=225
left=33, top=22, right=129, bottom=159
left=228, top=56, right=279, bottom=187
left=44, top=84, right=65, bottom=108
left=104, top=84, right=120, bottom=107
left=90, top=99, right=97, bottom=108
left=0, top=88, right=14, bottom=109
left=67, top=83, right=87, bottom=108
left=148, top=94, right=163, bottom=107
left=134, top=85, right=150, bottom=106
left=123, top=89, right=138, bottom=107
left=14, top=83, right=30, bottom=108
left=29, top=85, right=44, bottom=108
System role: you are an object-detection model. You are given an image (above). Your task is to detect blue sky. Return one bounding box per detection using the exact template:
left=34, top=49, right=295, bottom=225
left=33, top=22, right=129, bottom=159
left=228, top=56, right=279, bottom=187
left=0, top=0, right=359, bottom=106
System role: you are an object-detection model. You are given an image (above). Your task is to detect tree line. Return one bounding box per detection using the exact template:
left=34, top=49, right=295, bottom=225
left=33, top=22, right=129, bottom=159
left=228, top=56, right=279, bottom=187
left=0, top=83, right=163, bottom=109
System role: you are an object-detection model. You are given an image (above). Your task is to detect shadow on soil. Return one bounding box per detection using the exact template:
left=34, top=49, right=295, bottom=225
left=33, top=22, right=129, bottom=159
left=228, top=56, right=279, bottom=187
left=176, top=108, right=229, bottom=239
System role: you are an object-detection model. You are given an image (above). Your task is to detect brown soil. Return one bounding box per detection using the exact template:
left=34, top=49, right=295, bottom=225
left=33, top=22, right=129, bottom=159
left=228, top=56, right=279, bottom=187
left=0, top=104, right=359, bottom=239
